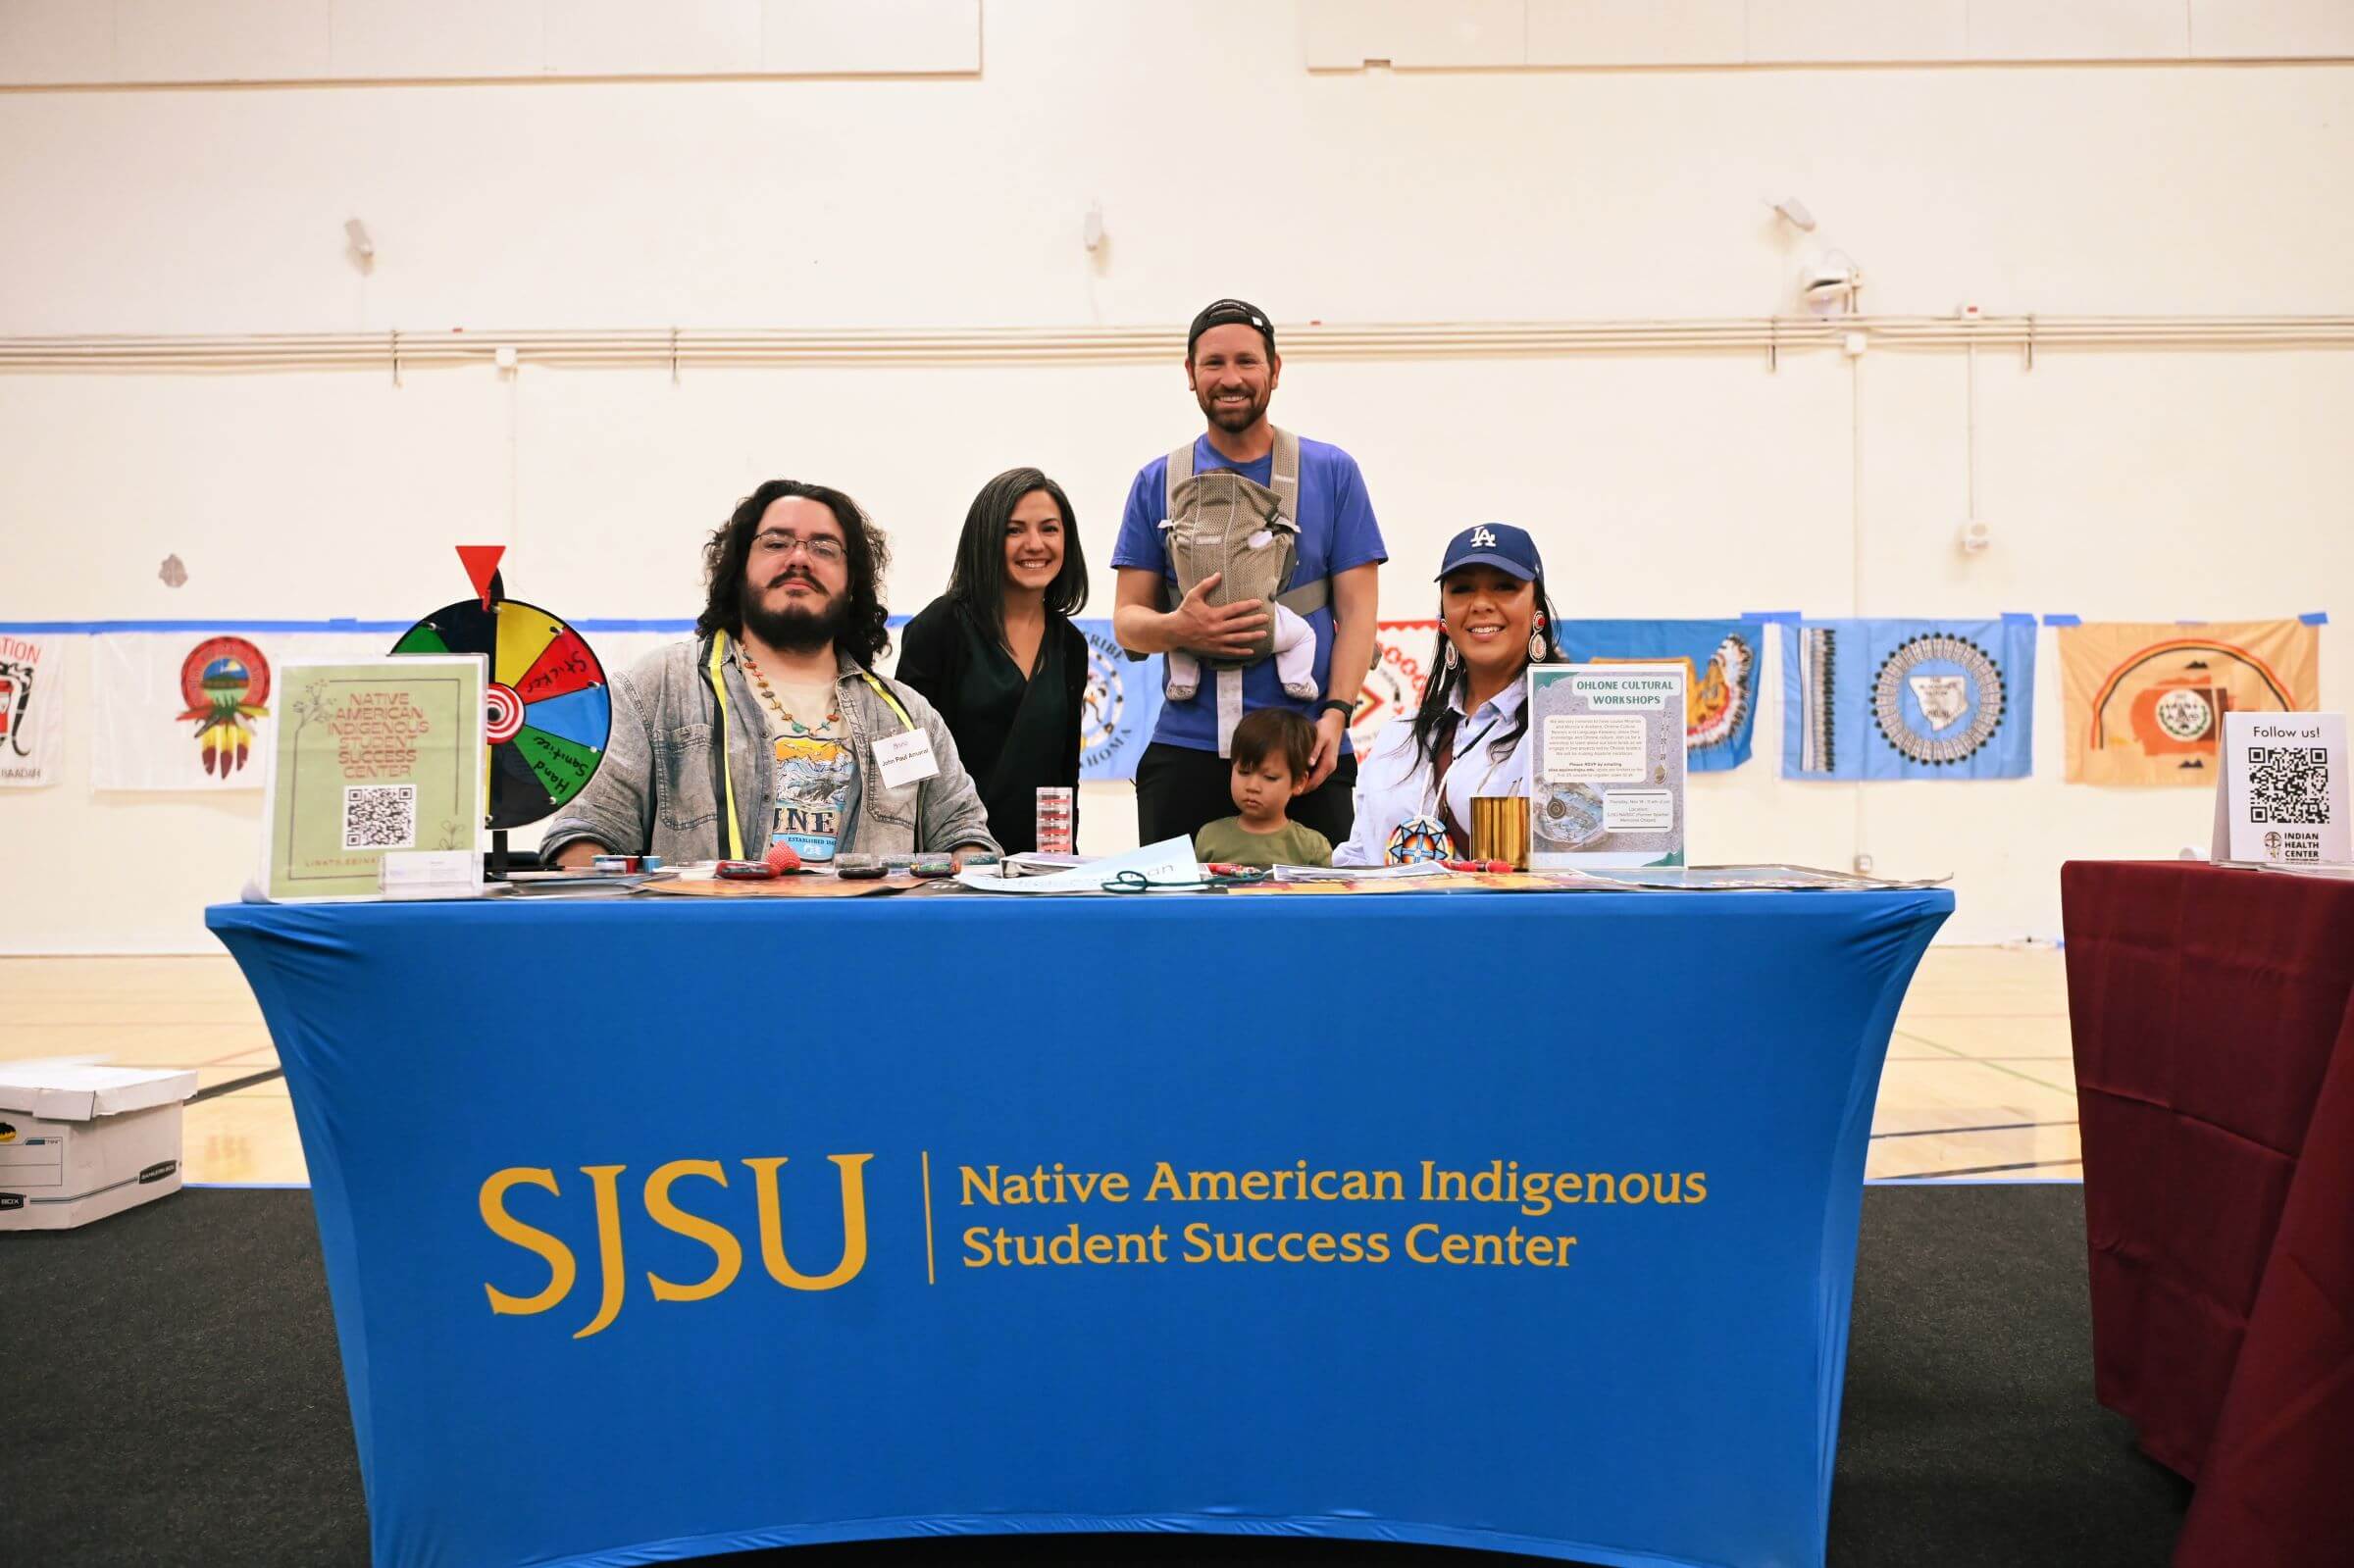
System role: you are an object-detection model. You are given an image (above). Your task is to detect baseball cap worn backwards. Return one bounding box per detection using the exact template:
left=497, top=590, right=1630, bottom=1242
left=1187, top=298, right=1275, bottom=359
left=1436, top=523, right=1542, bottom=582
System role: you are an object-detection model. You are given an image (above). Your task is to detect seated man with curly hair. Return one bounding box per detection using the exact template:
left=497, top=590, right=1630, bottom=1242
left=544, top=479, right=998, bottom=868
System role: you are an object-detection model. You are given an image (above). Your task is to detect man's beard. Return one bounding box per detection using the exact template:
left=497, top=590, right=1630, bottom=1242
left=742, top=581, right=850, bottom=653
left=1196, top=383, right=1271, bottom=433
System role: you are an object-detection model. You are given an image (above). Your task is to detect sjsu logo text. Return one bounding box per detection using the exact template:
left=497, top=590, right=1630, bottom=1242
left=478, top=1155, right=873, bottom=1339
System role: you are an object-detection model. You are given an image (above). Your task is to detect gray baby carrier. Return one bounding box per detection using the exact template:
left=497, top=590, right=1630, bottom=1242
left=1157, top=427, right=1329, bottom=753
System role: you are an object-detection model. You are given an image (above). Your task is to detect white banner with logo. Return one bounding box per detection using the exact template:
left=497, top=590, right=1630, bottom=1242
left=0, top=632, right=66, bottom=788
left=93, top=631, right=326, bottom=791
left=88, top=622, right=690, bottom=793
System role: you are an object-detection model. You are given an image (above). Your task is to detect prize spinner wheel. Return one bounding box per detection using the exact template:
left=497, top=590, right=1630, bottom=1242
left=391, top=597, right=610, bottom=830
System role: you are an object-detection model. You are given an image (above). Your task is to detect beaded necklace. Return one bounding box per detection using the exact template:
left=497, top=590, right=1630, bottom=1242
left=738, top=638, right=841, bottom=737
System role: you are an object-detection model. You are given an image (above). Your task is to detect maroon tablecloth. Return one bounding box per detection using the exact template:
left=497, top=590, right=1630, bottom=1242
left=2062, top=860, right=2354, bottom=1567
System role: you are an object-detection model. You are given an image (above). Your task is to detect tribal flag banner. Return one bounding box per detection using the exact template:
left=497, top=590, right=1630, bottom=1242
left=1780, top=617, right=2037, bottom=781
left=92, top=630, right=384, bottom=790
left=1351, top=620, right=1443, bottom=757
left=1553, top=620, right=1760, bottom=772
left=2059, top=618, right=2321, bottom=785
left=1072, top=618, right=1162, bottom=782
left=0, top=632, right=65, bottom=787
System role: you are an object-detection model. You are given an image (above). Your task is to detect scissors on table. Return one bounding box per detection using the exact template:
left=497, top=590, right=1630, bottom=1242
left=1102, top=864, right=1272, bottom=894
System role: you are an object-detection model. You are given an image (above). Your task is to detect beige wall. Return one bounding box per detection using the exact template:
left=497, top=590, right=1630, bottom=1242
left=2, top=1, right=2349, bottom=949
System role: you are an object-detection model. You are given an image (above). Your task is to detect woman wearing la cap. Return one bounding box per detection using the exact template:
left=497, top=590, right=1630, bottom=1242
left=896, top=467, right=1091, bottom=854
left=1330, top=524, right=1561, bottom=867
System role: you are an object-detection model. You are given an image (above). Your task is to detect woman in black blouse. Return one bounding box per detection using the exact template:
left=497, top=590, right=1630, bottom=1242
left=896, top=468, right=1091, bottom=853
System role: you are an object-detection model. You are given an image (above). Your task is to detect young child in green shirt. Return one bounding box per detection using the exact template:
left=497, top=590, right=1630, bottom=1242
left=1193, top=708, right=1334, bottom=869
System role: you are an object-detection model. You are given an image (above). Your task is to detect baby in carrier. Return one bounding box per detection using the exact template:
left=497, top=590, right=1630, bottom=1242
left=1164, top=604, right=1317, bottom=702
left=1157, top=427, right=1325, bottom=732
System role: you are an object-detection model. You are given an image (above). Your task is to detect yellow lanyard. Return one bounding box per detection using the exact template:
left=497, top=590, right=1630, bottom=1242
left=708, top=638, right=918, bottom=860
left=706, top=636, right=746, bottom=861
left=859, top=671, right=917, bottom=730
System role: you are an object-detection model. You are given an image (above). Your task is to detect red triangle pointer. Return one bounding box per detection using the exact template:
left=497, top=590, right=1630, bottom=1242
left=456, top=545, right=506, bottom=611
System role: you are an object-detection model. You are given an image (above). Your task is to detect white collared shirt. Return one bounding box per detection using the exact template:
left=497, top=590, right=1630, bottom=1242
left=1331, top=682, right=1531, bottom=866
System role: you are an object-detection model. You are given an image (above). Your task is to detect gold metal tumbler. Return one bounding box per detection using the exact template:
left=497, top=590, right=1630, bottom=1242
left=1470, top=795, right=1529, bottom=869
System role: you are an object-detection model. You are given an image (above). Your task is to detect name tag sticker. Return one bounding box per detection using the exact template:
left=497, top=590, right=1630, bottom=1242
left=873, top=728, right=940, bottom=789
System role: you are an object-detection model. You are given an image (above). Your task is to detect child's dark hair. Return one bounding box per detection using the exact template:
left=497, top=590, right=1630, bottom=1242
left=1231, top=708, right=1316, bottom=781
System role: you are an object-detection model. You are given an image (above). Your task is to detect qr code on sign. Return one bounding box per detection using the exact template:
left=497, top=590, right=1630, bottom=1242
left=342, top=784, right=418, bottom=849
left=2248, top=746, right=2330, bottom=825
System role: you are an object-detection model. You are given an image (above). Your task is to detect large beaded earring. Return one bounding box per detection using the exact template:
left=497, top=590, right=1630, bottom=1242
left=1443, top=638, right=1459, bottom=672
left=1528, top=615, right=1548, bottom=664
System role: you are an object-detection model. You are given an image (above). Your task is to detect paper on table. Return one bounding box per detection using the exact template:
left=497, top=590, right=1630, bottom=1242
left=1000, top=852, right=1092, bottom=877
left=955, top=836, right=1203, bottom=895
left=1271, top=861, right=1453, bottom=882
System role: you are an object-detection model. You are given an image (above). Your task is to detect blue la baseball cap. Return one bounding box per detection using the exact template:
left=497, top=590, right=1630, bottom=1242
left=1435, top=523, right=1542, bottom=582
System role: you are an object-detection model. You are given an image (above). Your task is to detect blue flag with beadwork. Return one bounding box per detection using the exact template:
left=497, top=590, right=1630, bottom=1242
left=1072, top=618, right=1163, bottom=782
left=1551, top=619, right=1762, bottom=773
left=1779, top=616, right=2037, bottom=780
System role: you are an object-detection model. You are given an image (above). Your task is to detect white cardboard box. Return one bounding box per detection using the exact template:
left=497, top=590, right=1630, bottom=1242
left=0, top=1063, right=198, bottom=1231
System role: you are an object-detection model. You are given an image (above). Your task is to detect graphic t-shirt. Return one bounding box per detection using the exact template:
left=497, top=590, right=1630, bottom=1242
left=1193, top=815, right=1333, bottom=869
left=765, top=673, right=853, bottom=862
left=1111, top=433, right=1386, bottom=754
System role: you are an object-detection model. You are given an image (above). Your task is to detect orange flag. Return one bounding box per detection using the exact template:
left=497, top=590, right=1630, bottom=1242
left=2060, top=619, right=2320, bottom=785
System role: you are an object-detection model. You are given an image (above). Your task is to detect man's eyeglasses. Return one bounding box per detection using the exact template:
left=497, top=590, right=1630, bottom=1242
left=755, top=531, right=846, bottom=564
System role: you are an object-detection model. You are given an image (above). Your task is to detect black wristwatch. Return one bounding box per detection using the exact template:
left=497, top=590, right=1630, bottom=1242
left=1315, top=699, right=1355, bottom=724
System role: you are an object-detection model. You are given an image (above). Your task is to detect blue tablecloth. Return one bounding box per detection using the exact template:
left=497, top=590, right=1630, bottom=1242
left=209, top=884, right=1949, bottom=1568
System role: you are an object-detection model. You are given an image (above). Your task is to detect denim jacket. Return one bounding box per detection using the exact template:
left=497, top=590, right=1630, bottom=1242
left=540, top=635, right=999, bottom=863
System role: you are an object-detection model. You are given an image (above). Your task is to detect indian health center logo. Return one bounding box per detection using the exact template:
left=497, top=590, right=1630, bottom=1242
left=179, top=635, right=272, bottom=778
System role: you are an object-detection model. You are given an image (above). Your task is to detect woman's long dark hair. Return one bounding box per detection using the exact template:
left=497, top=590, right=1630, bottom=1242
left=696, top=479, right=894, bottom=668
left=1407, top=569, right=1562, bottom=771
left=946, top=468, right=1089, bottom=622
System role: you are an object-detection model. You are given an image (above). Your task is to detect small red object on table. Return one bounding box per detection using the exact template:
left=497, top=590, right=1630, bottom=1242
left=764, top=840, right=802, bottom=875
left=2062, top=860, right=2354, bottom=1568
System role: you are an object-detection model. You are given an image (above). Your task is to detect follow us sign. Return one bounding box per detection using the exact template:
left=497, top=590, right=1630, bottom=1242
left=2214, top=712, right=2348, bottom=866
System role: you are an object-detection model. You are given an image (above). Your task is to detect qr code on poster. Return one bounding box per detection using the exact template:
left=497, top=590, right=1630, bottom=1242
left=342, top=784, right=418, bottom=849
left=2247, top=746, right=2331, bottom=825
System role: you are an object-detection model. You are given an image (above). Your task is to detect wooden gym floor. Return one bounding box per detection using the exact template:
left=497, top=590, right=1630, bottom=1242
left=0, top=946, right=2079, bottom=1187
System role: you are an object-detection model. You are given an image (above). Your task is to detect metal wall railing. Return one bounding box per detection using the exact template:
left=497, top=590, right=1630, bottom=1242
left=2, top=316, right=2351, bottom=376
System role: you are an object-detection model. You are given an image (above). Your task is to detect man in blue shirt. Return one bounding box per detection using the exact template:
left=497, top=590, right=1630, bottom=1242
left=1111, top=299, right=1386, bottom=845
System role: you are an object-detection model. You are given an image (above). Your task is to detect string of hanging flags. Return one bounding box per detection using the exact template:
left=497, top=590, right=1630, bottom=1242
left=0, top=612, right=2325, bottom=792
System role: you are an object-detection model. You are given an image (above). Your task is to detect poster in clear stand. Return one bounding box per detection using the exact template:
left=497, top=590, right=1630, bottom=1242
left=1527, top=663, right=1687, bottom=869
left=258, top=656, right=486, bottom=902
